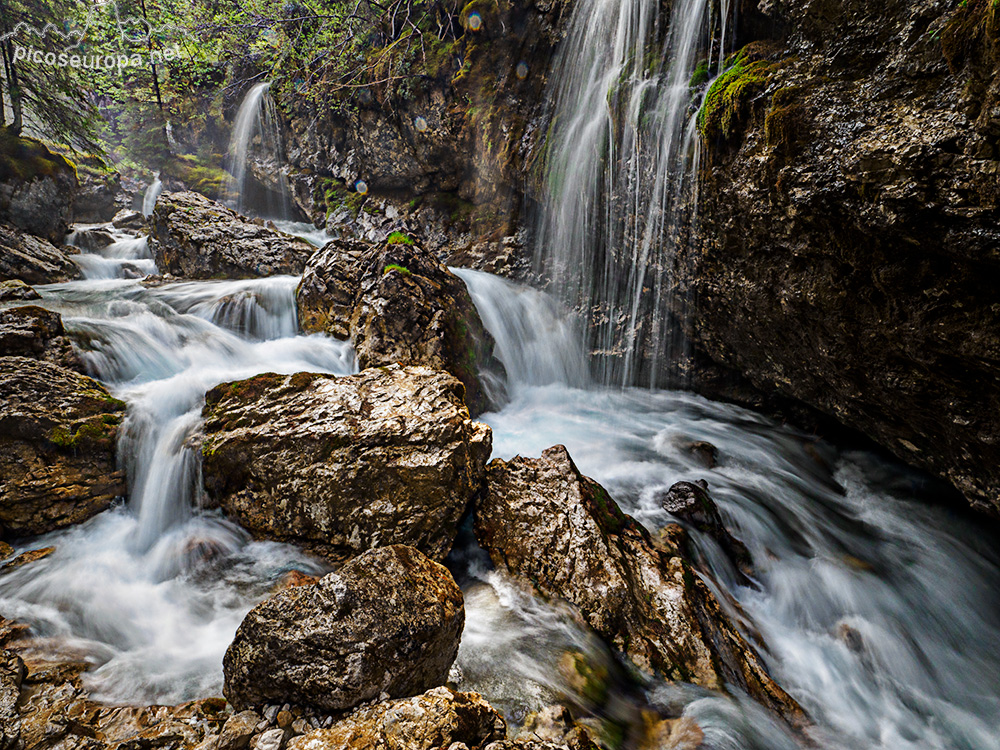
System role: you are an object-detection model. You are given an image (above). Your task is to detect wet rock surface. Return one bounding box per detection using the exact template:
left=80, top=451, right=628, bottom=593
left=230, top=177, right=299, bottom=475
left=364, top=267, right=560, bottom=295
left=691, top=0, right=1000, bottom=515
left=0, top=306, right=82, bottom=371
left=476, top=445, right=803, bottom=722
left=297, top=239, right=506, bottom=415
left=0, top=281, right=40, bottom=303
left=0, top=223, right=81, bottom=286
left=657, top=480, right=752, bottom=575
left=0, top=356, right=126, bottom=539
left=0, top=135, right=78, bottom=244
left=224, top=545, right=465, bottom=713
left=149, top=191, right=314, bottom=279
left=201, top=365, right=491, bottom=562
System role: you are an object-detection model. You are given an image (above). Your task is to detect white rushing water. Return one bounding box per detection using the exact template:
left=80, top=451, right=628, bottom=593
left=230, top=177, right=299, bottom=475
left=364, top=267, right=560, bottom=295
left=2, top=229, right=998, bottom=748
left=224, top=82, right=294, bottom=219
left=142, top=174, right=163, bottom=217
left=534, top=0, right=727, bottom=387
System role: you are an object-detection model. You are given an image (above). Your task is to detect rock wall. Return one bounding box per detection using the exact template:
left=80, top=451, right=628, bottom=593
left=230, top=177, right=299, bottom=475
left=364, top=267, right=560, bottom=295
left=689, top=0, right=1000, bottom=514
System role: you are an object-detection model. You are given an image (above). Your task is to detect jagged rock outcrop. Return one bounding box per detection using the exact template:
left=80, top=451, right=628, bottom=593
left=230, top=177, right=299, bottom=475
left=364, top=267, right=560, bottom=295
left=0, top=306, right=82, bottom=371
left=0, top=281, right=40, bottom=302
left=286, top=687, right=506, bottom=750
left=0, top=133, right=78, bottom=243
left=476, top=445, right=803, bottom=723
left=224, top=545, right=465, bottom=712
left=0, top=223, right=81, bottom=285
left=690, top=0, right=1000, bottom=514
left=0, top=357, right=126, bottom=539
left=297, top=238, right=506, bottom=415
left=0, top=651, right=24, bottom=750
left=149, top=191, right=314, bottom=279
left=201, top=365, right=491, bottom=562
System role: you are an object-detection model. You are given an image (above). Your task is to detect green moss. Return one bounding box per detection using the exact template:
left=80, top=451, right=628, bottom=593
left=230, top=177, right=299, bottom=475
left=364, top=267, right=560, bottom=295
left=49, top=413, right=122, bottom=450
left=0, top=128, right=76, bottom=183
left=162, top=154, right=229, bottom=200
left=764, top=86, right=805, bottom=155
left=698, top=42, right=785, bottom=142
left=319, top=179, right=367, bottom=219
left=386, top=231, right=414, bottom=245
left=383, top=263, right=412, bottom=276
left=941, top=0, right=1000, bottom=70
left=688, top=58, right=711, bottom=90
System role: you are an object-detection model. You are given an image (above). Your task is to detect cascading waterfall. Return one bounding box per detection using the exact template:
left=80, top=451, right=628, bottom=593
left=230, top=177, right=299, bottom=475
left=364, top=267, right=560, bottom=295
left=224, top=82, right=294, bottom=219
left=534, top=0, right=729, bottom=387
left=142, top=173, right=162, bottom=217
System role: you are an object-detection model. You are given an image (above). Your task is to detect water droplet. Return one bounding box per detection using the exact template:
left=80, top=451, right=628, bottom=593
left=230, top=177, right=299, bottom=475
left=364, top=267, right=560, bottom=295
left=355, top=180, right=368, bottom=195
left=516, top=62, right=529, bottom=80
left=414, top=116, right=429, bottom=133
left=468, top=12, right=482, bottom=31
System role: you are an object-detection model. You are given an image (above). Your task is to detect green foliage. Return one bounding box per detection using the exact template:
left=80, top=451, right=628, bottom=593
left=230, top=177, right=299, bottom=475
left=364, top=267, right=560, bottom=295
left=698, top=42, right=784, bottom=142
left=383, top=263, right=412, bottom=275
left=386, top=230, right=414, bottom=245
left=162, top=154, right=228, bottom=199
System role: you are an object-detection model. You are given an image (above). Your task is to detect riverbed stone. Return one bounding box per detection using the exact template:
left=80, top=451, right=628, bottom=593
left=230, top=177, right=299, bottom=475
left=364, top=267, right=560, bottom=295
left=0, top=306, right=82, bottom=371
left=285, top=687, right=506, bottom=750
left=476, top=445, right=804, bottom=723
left=0, top=356, right=126, bottom=539
left=223, top=545, right=465, bottom=713
left=0, top=223, right=81, bottom=285
left=296, top=238, right=506, bottom=416
left=201, top=365, right=491, bottom=562
left=0, top=280, right=40, bottom=302
left=149, top=191, right=314, bottom=279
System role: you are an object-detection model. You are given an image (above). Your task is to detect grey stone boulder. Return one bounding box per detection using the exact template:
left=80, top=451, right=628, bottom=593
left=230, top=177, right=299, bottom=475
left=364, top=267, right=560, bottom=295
left=0, top=223, right=81, bottom=285
left=149, top=191, right=314, bottom=279
left=201, top=365, right=491, bottom=563
left=223, top=545, right=465, bottom=713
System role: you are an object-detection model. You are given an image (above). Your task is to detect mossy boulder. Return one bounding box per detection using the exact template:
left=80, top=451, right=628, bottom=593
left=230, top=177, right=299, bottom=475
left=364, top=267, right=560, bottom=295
left=297, top=238, right=507, bottom=416
left=476, top=445, right=805, bottom=725
left=0, top=130, right=78, bottom=243
left=0, top=356, right=126, bottom=539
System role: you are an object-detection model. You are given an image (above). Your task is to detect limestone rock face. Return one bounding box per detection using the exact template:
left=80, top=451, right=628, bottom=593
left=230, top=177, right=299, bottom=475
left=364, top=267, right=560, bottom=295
left=149, top=191, right=314, bottom=279
left=476, top=445, right=803, bottom=722
left=296, top=239, right=506, bottom=416
left=0, top=357, right=126, bottom=539
left=0, top=134, right=78, bottom=243
left=687, top=0, right=1000, bottom=515
left=223, top=545, right=465, bottom=713
left=0, top=306, right=82, bottom=371
left=201, top=365, right=491, bottom=562
left=284, top=687, right=506, bottom=750
left=0, top=223, right=81, bottom=285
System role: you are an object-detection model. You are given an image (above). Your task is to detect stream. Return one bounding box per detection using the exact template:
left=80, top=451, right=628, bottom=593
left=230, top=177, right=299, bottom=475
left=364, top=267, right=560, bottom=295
left=0, top=226, right=998, bottom=750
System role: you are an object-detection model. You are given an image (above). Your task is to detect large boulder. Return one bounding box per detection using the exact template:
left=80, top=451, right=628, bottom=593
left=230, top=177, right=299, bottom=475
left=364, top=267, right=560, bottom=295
left=224, top=545, right=465, bottom=712
left=0, top=133, right=77, bottom=243
left=0, top=306, right=82, bottom=371
left=149, top=191, right=314, bottom=279
left=297, top=238, right=506, bottom=415
left=286, top=687, right=506, bottom=750
left=0, top=223, right=81, bottom=285
left=201, top=365, right=491, bottom=562
left=476, top=445, right=804, bottom=724
left=0, top=357, right=126, bottom=539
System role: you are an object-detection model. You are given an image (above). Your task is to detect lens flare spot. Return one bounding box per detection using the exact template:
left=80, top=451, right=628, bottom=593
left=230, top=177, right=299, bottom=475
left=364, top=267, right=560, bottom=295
left=468, top=12, right=483, bottom=31
left=414, top=116, right=429, bottom=133
left=355, top=180, right=368, bottom=195
left=516, top=61, right=529, bottom=80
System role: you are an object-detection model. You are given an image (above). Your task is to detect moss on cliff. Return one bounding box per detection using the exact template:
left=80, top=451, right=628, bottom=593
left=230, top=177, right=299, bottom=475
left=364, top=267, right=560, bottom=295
left=941, top=0, right=1000, bottom=70
left=0, top=129, right=77, bottom=183
left=698, top=42, right=786, bottom=143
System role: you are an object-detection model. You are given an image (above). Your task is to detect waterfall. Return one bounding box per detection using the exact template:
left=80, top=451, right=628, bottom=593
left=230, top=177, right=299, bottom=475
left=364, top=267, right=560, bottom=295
left=534, top=0, right=730, bottom=388
left=224, top=82, right=294, bottom=219
left=142, top=174, right=162, bottom=217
